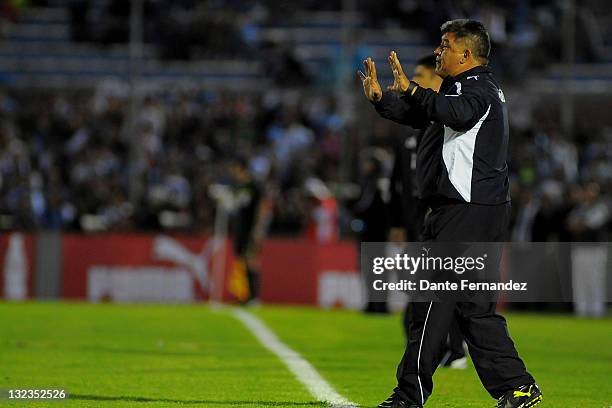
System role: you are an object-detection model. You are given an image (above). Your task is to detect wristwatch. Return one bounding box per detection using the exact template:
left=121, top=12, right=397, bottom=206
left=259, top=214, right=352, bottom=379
left=406, top=80, right=419, bottom=96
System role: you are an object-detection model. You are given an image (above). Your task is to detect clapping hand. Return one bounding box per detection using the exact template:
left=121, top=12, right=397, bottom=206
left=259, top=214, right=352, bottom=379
left=358, top=57, right=382, bottom=102
left=387, top=51, right=410, bottom=93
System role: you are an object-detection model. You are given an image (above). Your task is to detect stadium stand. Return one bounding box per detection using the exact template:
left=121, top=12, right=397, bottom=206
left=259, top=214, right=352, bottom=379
left=0, top=0, right=611, bottom=243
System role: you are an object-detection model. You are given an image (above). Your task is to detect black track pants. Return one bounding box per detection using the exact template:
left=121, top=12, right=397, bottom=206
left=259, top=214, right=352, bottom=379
left=394, top=202, right=535, bottom=405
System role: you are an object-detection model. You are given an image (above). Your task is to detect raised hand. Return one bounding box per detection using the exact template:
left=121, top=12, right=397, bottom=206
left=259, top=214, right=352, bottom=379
left=387, top=51, right=410, bottom=93
left=358, top=57, right=382, bottom=102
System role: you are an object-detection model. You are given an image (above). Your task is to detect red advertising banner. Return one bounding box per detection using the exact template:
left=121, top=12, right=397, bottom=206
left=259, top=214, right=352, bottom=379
left=2, top=233, right=361, bottom=306
left=0, top=233, right=34, bottom=300
left=259, top=239, right=360, bottom=308
left=61, top=234, right=235, bottom=302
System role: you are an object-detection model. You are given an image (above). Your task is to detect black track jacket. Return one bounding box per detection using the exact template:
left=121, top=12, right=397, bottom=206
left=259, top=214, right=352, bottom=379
left=373, top=65, right=510, bottom=205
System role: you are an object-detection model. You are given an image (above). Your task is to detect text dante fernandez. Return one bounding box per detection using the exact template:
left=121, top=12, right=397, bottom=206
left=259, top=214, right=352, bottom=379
left=373, top=280, right=528, bottom=291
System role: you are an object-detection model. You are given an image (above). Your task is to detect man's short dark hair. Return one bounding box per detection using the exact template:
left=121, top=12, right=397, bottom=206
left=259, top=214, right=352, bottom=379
left=416, top=55, right=437, bottom=70
left=440, top=19, right=490, bottom=62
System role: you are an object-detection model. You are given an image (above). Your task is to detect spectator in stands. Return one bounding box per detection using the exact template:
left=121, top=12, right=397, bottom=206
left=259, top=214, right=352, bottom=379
left=566, top=182, right=611, bottom=241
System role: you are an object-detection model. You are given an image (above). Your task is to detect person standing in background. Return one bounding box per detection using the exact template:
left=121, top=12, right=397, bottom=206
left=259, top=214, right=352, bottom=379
left=370, top=55, right=467, bottom=368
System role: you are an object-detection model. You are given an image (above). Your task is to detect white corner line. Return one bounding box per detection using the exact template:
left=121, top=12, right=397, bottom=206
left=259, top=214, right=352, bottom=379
left=232, top=308, right=358, bottom=408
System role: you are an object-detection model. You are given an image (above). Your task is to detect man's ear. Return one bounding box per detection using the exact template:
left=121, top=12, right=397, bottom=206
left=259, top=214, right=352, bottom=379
left=461, top=49, right=470, bottom=64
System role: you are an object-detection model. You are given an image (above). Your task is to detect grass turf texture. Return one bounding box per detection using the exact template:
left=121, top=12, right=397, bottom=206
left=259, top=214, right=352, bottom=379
left=0, top=303, right=610, bottom=407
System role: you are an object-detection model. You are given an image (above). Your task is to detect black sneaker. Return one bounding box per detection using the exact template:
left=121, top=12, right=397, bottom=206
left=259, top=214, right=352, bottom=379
left=496, top=384, right=543, bottom=408
left=378, top=393, right=421, bottom=408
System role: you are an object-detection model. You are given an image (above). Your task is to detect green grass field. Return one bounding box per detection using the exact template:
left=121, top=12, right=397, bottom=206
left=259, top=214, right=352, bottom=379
left=1, top=303, right=610, bottom=407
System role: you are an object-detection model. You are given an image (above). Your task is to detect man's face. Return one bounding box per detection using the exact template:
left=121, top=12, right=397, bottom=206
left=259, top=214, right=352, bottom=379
left=434, top=32, right=465, bottom=78
left=413, top=65, right=437, bottom=90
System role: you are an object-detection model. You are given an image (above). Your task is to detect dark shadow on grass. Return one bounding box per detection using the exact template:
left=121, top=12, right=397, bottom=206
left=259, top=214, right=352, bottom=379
left=70, top=393, right=327, bottom=406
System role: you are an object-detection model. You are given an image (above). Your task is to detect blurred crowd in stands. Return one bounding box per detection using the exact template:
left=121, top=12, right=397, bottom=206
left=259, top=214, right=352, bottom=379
left=509, top=127, right=612, bottom=242
left=16, top=0, right=610, bottom=82
left=0, top=86, right=347, bottom=236
left=1, top=85, right=611, bottom=241
left=381, top=0, right=609, bottom=69
left=0, top=0, right=24, bottom=40
left=1, top=0, right=611, bottom=241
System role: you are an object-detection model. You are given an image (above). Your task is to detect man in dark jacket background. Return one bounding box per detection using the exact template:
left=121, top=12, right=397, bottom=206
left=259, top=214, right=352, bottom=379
left=387, top=55, right=440, bottom=244
left=360, top=19, right=542, bottom=408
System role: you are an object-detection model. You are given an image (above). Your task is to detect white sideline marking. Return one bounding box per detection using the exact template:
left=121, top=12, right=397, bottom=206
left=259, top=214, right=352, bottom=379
left=233, top=309, right=358, bottom=408
left=416, top=301, right=433, bottom=406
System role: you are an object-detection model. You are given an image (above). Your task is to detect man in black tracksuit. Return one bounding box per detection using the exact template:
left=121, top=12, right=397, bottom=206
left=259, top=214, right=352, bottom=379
left=383, top=55, right=466, bottom=368
left=359, top=20, right=542, bottom=408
